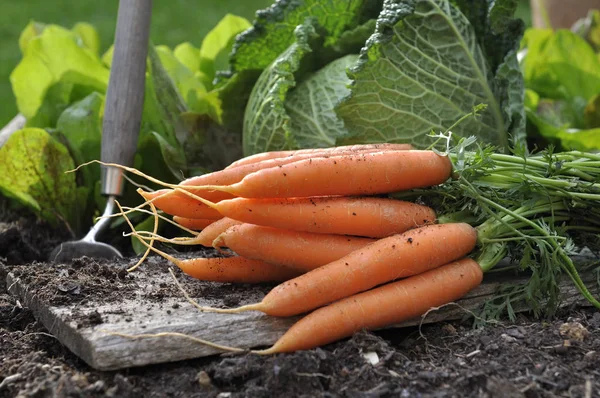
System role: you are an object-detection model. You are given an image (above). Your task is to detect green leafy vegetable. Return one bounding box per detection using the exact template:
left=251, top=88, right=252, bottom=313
left=173, top=42, right=207, bottom=86
left=229, top=0, right=380, bottom=73
left=522, top=26, right=600, bottom=151
left=336, top=0, right=524, bottom=149
left=56, top=92, right=103, bottom=162
left=522, top=29, right=600, bottom=101
left=0, top=128, right=85, bottom=232
left=285, top=54, right=358, bottom=148
left=55, top=92, right=104, bottom=202
left=71, top=22, right=101, bottom=56
left=243, top=22, right=319, bottom=155
left=10, top=25, right=109, bottom=120
left=222, top=0, right=382, bottom=141
left=199, top=14, right=252, bottom=82
left=18, top=21, right=46, bottom=54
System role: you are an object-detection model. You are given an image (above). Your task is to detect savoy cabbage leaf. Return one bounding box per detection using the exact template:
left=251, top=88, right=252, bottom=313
left=285, top=54, right=358, bottom=148
left=242, top=22, right=318, bottom=155
left=220, top=0, right=382, bottom=138
left=229, top=0, right=381, bottom=73
left=336, top=0, right=525, bottom=149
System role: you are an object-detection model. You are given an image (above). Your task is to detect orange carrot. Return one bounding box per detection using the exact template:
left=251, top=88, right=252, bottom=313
left=196, top=223, right=477, bottom=317
left=107, top=257, right=482, bottom=354
left=138, top=189, right=223, bottom=220
left=176, top=256, right=300, bottom=283
left=115, top=202, right=298, bottom=283
left=226, top=143, right=413, bottom=169
left=186, top=196, right=435, bottom=238
left=194, top=217, right=242, bottom=247
left=134, top=217, right=243, bottom=247
left=173, top=216, right=217, bottom=231
left=140, top=148, right=412, bottom=217
left=194, top=150, right=452, bottom=198
left=255, top=257, right=483, bottom=353
left=213, top=224, right=376, bottom=272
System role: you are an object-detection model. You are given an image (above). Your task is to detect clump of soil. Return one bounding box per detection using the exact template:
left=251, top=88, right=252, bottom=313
left=8, top=258, right=139, bottom=306
left=0, top=198, right=72, bottom=265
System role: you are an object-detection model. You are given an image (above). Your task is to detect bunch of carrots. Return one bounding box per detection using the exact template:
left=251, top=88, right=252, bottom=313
left=104, top=125, right=600, bottom=354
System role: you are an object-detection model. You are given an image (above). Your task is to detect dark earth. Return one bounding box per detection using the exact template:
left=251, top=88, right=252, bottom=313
left=1, top=200, right=599, bottom=398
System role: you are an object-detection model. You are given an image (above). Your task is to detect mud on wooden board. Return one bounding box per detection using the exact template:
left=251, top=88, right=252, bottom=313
left=5, top=254, right=599, bottom=371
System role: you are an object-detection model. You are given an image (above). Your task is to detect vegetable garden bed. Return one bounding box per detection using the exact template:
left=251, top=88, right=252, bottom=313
left=2, top=0, right=600, bottom=395
left=0, top=226, right=599, bottom=397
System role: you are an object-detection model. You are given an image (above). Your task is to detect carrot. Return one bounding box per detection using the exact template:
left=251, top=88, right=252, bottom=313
left=131, top=216, right=242, bottom=247
left=108, top=257, right=482, bottom=354
left=185, top=196, right=436, bottom=238
left=138, top=189, right=223, bottom=220
left=195, top=217, right=242, bottom=247
left=173, top=216, right=216, bottom=231
left=213, top=224, right=376, bottom=272
left=226, top=143, right=413, bottom=169
left=255, top=257, right=483, bottom=353
left=140, top=148, right=412, bottom=217
left=195, top=222, right=477, bottom=317
left=176, top=256, right=300, bottom=283
left=192, top=150, right=452, bottom=198
left=115, top=201, right=299, bottom=283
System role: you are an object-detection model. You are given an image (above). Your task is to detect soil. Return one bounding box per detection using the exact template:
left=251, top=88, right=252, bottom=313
left=1, top=202, right=599, bottom=397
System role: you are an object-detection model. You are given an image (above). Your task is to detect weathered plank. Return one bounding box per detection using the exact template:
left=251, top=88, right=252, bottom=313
left=6, top=259, right=599, bottom=371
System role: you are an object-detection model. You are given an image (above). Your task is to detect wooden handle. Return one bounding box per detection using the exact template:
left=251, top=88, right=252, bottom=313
left=101, top=0, right=152, bottom=195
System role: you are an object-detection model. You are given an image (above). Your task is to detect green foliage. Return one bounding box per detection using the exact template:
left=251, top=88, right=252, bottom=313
left=285, top=55, right=358, bottom=148
left=521, top=25, right=600, bottom=151
left=522, top=29, right=600, bottom=101
left=242, top=21, right=319, bottom=155
left=336, top=0, right=524, bottom=150
left=224, top=0, right=382, bottom=146
left=0, top=128, right=86, bottom=232
left=199, top=14, right=252, bottom=82
left=3, top=13, right=253, bottom=235
left=228, top=0, right=381, bottom=73
left=10, top=25, right=109, bottom=120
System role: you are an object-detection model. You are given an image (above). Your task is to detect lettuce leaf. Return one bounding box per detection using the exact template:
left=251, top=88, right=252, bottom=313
left=0, top=128, right=86, bottom=231
left=521, top=26, right=600, bottom=151
left=522, top=29, right=600, bottom=102
left=55, top=92, right=104, bottom=195
left=525, top=88, right=600, bottom=151
left=199, top=14, right=252, bottom=83
left=337, top=0, right=525, bottom=149
left=10, top=25, right=109, bottom=120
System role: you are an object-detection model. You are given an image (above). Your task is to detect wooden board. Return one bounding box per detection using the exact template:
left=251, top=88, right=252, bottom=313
left=6, top=260, right=599, bottom=371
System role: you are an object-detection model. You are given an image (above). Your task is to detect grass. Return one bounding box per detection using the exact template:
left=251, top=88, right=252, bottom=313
left=0, top=0, right=272, bottom=127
